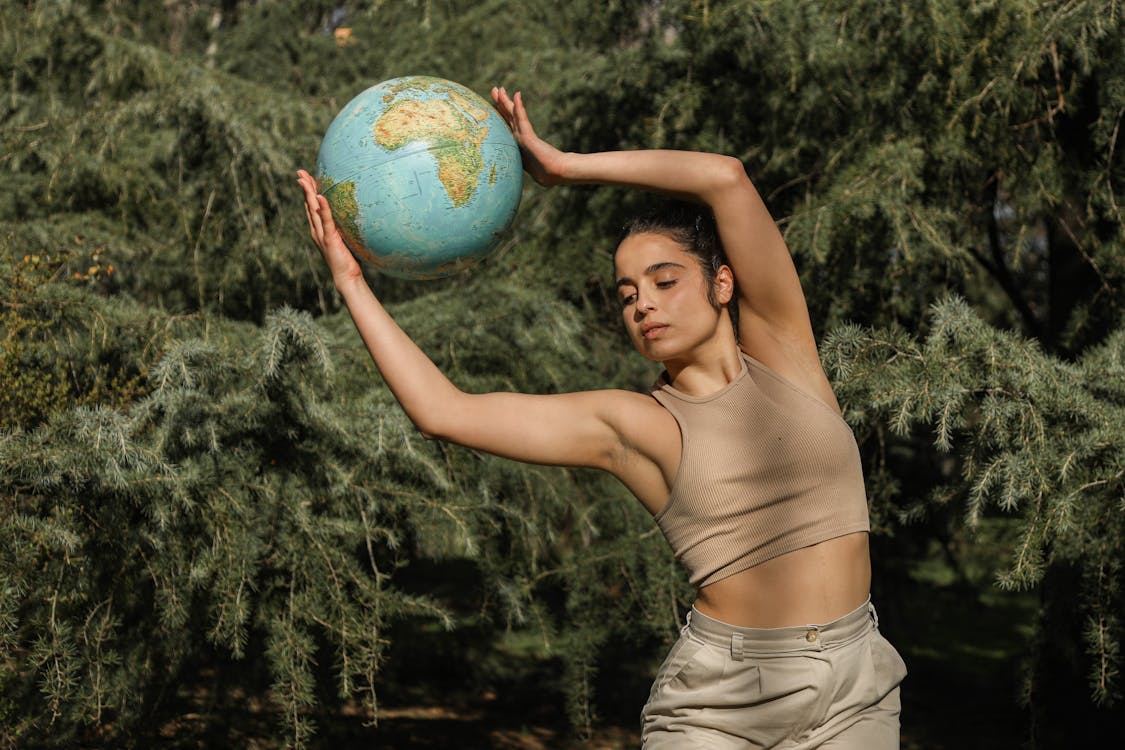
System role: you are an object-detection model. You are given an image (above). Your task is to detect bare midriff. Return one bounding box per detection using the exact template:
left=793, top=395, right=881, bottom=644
left=692, top=531, right=872, bottom=628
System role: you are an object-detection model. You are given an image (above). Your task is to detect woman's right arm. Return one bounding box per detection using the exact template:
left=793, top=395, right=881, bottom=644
left=297, top=169, right=645, bottom=472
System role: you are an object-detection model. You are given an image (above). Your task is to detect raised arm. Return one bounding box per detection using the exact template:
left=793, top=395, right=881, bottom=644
left=296, top=169, right=666, bottom=478
left=491, top=88, right=822, bottom=378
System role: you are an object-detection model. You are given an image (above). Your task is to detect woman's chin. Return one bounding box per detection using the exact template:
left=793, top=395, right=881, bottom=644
left=633, top=339, right=677, bottom=363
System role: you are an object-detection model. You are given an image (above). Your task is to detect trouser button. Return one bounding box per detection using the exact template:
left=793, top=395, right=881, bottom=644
left=805, top=629, right=819, bottom=643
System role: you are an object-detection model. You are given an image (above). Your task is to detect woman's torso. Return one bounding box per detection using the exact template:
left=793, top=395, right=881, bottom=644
left=693, top=532, right=870, bottom=627
left=611, top=348, right=871, bottom=628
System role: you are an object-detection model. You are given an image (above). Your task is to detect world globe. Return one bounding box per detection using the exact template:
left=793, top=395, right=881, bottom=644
left=315, top=76, right=523, bottom=280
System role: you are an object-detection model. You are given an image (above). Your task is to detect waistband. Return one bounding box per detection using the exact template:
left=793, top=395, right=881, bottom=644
left=685, top=598, right=877, bottom=657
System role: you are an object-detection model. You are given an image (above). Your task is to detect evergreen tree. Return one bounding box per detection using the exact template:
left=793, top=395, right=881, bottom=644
left=2, top=0, right=1122, bottom=746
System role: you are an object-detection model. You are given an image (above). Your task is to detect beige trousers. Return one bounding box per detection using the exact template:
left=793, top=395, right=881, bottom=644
left=641, top=599, right=906, bottom=749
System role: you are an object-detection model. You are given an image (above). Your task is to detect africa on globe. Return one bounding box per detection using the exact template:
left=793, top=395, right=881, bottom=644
left=315, top=75, right=523, bottom=280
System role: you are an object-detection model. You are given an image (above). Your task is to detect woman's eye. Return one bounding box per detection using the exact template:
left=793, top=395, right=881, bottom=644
left=656, top=280, right=677, bottom=289
left=620, top=293, right=637, bottom=307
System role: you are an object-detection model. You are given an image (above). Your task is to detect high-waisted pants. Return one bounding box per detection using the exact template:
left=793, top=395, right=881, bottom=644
left=640, top=599, right=907, bottom=749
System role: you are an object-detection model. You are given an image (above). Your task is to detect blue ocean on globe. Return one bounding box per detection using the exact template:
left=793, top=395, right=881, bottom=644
left=315, top=75, right=523, bottom=280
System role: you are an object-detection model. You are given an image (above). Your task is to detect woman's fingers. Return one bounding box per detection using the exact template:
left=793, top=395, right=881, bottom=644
left=297, top=170, right=332, bottom=248
left=304, top=187, right=325, bottom=242
left=316, top=195, right=337, bottom=238
left=492, top=86, right=519, bottom=135
left=304, top=201, right=316, bottom=239
left=513, top=91, right=536, bottom=138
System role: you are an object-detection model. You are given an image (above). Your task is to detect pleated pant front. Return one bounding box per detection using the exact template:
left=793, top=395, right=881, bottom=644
left=641, top=599, right=907, bottom=749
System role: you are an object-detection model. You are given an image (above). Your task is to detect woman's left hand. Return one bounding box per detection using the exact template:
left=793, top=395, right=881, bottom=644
left=491, top=87, right=570, bottom=187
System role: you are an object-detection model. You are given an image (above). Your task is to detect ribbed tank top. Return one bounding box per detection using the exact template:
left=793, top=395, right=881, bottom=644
left=650, top=351, right=870, bottom=587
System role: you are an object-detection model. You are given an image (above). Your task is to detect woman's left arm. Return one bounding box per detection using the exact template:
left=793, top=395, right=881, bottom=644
left=492, top=87, right=819, bottom=363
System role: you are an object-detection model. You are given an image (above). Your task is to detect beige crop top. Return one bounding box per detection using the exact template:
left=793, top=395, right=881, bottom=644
left=650, top=351, right=870, bottom=587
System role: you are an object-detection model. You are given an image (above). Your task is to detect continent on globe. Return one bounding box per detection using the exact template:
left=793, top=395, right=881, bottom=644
left=315, top=75, right=523, bottom=280
left=373, top=98, right=488, bottom=208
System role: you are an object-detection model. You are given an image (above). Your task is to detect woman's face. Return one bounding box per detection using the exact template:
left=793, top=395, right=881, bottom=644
left=614, top=232, right=731, bottom=362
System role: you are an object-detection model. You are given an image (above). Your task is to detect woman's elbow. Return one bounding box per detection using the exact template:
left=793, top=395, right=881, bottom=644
left=701, top=155, right=752, bottom=203
left=411, top=414, right=446, bottom=442
left=717, top=155, right=751, bottom=189
left=410, top=406, right=465, bottom=444
left=402, top=386, right=468, bottom=441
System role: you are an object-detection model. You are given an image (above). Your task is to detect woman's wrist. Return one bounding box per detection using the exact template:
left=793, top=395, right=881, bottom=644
left=552, top=151, right=581, bottom=185
left=553, top=151, right=591, bottom=185
left=333, top=271, right=371, bottom=299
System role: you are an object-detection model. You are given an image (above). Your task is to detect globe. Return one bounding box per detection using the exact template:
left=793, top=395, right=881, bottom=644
left=315, top=76, right=523, bottom=280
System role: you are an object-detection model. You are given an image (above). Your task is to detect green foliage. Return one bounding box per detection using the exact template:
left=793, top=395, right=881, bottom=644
left=2, top=0, right=326, bottom=321
left=0, top=244, right=148, bottom=432
left=0, top=253, right=73, bottom=431
left=1, top=0, right=1123, bottom=747
left=824, top=298, right=1125, bottom=702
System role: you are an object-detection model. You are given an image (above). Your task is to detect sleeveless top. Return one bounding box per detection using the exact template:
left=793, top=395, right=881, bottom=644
left=650, top=351, right=870, bottom=587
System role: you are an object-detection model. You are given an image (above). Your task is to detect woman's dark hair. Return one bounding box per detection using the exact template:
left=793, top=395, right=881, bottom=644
left=617, top=200, right=740, bottom=336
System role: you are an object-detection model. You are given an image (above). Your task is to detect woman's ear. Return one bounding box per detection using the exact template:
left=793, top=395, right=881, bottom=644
left=713, top=264, right=735, bottom=306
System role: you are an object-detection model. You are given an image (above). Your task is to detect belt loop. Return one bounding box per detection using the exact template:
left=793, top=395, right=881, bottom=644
left=729, top=634, right=747, bottom=661
left=731, top=633, right=744, bottom=661
left=868, top=602, right=879, bottom=630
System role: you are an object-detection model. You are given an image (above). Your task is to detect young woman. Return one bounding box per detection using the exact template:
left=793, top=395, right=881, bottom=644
left=297, top=86, right=906, bottom=749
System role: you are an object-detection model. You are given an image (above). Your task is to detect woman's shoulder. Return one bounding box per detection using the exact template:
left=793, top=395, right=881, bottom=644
left=549, top=387, right=676, bottom=435
left=592, top=388, right=681, bottom=510
left=591, top=388, right=679, bottom=451
left=596, top=387, right=678, bottom=421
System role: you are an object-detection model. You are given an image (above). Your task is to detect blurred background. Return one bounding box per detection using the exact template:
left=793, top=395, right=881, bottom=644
left=1, top=1, right=1123, bottom=747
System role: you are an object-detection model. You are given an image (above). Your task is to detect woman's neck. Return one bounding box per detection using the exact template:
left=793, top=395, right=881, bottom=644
left=663, top=336, right=743, bottom=398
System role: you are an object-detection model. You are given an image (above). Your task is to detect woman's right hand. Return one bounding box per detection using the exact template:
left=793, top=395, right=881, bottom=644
left=491, top=87, right=571, bottom=187
left=297, top=168, right=364, bottom=289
